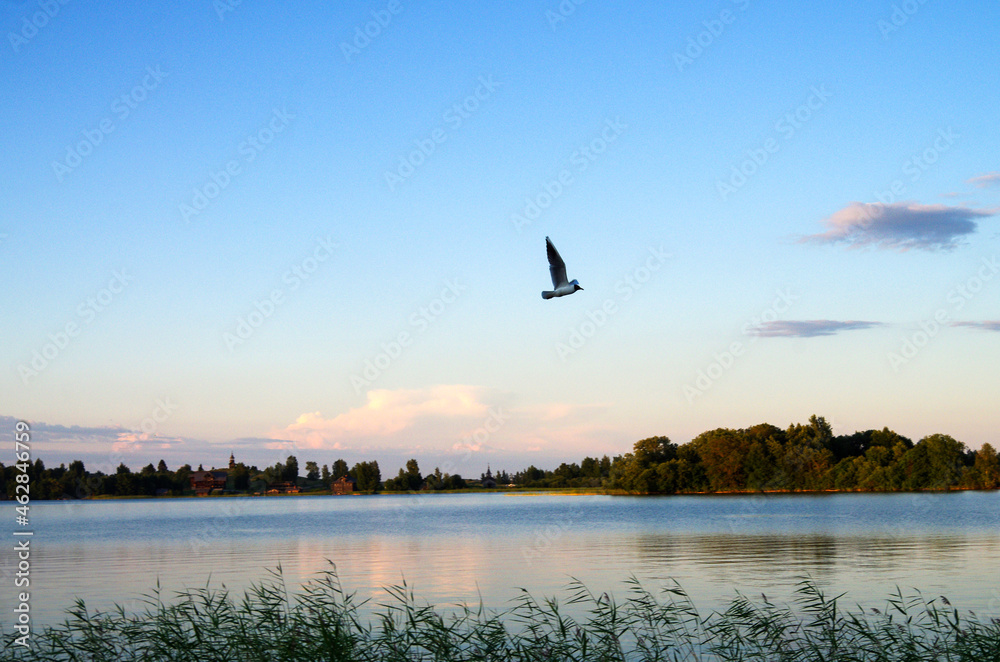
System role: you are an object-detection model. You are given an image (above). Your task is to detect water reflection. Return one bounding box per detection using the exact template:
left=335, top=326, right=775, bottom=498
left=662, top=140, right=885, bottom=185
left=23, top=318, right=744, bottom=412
left=6, top=491, right=1000, bottom=629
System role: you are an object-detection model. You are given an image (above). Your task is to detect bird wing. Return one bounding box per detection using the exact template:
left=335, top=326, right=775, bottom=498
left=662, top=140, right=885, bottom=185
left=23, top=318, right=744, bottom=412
left=546, top=237, right=568, bottom=288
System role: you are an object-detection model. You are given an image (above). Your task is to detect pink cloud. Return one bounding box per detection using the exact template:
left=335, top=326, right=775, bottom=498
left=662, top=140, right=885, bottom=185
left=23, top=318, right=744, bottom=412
left=269, top=387, right=629, bottom=460
left=112, top=439, right=144, bottom=453
left=271, top=385, right=494, bottom=449
left=800, top=201, right=994, bottom=251
left=967, top=172, right=1000, bottom=189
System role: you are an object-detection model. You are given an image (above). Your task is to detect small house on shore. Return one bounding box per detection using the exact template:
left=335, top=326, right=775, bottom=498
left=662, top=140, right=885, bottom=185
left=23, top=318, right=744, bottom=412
left=331, top=475, right=356, bottom=495
left=266, top=481, right=300, bottom=494
left=189, top=454, right=237, bottom=495
left=190, top=470, right=228, bottom=495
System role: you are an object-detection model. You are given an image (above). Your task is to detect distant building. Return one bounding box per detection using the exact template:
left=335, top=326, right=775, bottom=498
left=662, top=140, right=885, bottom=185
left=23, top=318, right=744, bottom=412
left=190, top=470, right=228, bottom=495
left=481, top=466, right=497, bottom=489
left=267, top=481, right=300, bottom=494
left=331, top=475, right=356, bottom=495
left=190, top=454, right=236, bottom=495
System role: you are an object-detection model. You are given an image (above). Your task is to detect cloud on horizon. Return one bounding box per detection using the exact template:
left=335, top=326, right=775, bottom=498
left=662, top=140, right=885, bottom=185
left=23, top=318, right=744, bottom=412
left=967, top=172, right=1000, bottom=189
left=0, top=415, right=194, bottom=472
left=270, top=386, right=627, bottom=463
left=951, top=321, right=1000, bottom=332
left=271, top=385, right=502, bottom=450
left=2, top=390, right=631, bottom=474
left=751, top=320, right=883, bottom=338
left=800, top=202, right=995, bottom=251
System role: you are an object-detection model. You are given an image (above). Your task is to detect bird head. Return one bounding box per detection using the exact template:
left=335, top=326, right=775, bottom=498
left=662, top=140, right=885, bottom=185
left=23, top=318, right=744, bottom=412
left=571, top=280, right=583, bottom=291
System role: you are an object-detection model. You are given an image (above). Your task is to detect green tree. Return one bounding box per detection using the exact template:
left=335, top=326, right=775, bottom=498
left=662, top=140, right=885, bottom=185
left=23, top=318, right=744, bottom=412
left=115, top=463, right=135, bottom=496
left=832, top=427, right=913, bottom=463
left=691, top=428, right=749, bottom=492
left=784, top=416, right=832, bottom=449
left=321, top=464, right=331, bottom=482
left=332, top=459, right=349, bottom=480
left=633, top=436, right=677, bottom=466
left=263, top=462, right=283, bottom=484
left=781, top=416, right=835, bottom=490
left=519, top=466, right=546, bottom=485
left=599, top=455, right=612, bottom=477
left=59, top=460, right=89, bottom=499
left=778, top=443, right=834, bottom=491
left=606, top=436, right=680, bottom=492
left=282, top=456, right=299, bottom=482
left=970, top=443, right=1000, bottom=489
left=175, top=464, right=193, bottom=493
left=351, top=460, right=381, bottom=492
left=229, top=463, right=250, bottom=491
left=384, top=469, right=407, bottom=491
left=580, top=456, right=600, bottom=478
left=841, top=438, right=907, bottom=492
left=830, top=455, right=863, bottom=490
left=443, top=473, right=465, bottom=490
left=405, top=459, right=423, bottom=490
left=870, top=427, right=914, bottom=451
left=662, top=457, right=699, bottom=493
left=606, top=460, right=635, bottom=492
left=305, top=461, right=320, bottom=481
left=901, top=434, right=966, bottom=490
left=553, top=462, right=582, bottom=482
left=425, top=467, right=444, bottom=490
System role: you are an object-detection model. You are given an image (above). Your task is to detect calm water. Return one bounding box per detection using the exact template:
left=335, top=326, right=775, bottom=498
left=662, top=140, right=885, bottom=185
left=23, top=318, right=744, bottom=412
left=4, top=491, right=1000, bottom=629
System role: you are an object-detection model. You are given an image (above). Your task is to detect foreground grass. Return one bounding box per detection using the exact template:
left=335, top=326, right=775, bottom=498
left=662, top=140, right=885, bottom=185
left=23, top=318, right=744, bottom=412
left=5, top=566, right=1000, bottom=661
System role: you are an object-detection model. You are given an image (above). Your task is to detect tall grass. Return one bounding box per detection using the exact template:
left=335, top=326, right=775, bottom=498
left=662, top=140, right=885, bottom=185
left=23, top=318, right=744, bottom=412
left=5, top=564, right=999, bottom=661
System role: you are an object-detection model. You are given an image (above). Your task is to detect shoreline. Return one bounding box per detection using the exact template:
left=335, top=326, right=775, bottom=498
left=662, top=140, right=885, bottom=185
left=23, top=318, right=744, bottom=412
left=8, top=484, right=996, bottom=502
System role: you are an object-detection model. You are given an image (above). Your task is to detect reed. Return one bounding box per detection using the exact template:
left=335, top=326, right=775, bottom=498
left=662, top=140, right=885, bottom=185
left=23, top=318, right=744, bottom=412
left=5, top=565, right=999, bottom=661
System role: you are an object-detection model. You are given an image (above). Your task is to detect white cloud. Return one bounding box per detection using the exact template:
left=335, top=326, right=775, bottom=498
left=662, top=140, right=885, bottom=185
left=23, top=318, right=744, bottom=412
left=270, top=388, right=626, bottom=463
left=272, top=385, right=495, bottom=448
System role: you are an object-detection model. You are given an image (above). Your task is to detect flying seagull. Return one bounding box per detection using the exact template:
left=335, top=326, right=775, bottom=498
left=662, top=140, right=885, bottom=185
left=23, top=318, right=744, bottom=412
left=541, top=236, right=583, bottom=299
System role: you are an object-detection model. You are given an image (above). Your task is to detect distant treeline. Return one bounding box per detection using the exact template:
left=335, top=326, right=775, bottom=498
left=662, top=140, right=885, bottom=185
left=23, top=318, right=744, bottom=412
left=0, top=456, right=384, bottom=501
left=3, top=416, right=998, bottom=500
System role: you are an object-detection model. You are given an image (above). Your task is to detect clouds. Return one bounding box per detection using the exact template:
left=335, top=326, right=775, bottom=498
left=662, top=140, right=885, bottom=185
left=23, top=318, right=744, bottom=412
left=259, top=386, right=624, bottom=478
left=967, top=172, right=1000, bottom=189
left=751, top=320, right=882, bottom=338
left=751, top=319, right=1000, bottom=338
left=951, top=321, right=1000, bottom=332
left=0, top=415, right=191, bottom=471
left=1, top=387, right=626, bottom=474
left=269, top=387, right=625, bottom=467
left=801, top=202, right=995, bottom=251
left=271, top=385, right=499, bottom=449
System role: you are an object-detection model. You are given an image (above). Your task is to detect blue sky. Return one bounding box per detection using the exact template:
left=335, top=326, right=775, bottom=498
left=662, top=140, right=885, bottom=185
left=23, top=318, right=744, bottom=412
left=2, top=1, right=998, bottom=476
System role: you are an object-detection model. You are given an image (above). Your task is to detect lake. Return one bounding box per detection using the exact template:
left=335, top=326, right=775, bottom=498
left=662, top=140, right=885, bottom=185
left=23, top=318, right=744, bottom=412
left=5, top=490, right=1000, bottom=630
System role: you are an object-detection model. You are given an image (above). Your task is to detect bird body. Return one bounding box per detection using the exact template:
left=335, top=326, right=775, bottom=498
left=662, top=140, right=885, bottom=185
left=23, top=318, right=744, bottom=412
left=541, top=236, right=583, bottom=299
